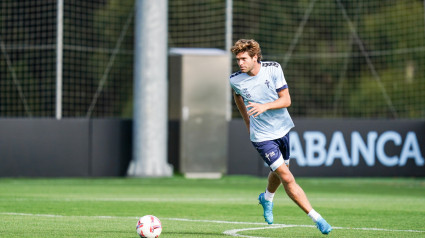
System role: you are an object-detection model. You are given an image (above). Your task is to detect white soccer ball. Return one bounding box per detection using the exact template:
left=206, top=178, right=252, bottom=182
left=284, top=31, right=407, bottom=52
left=136, top=215, right=162, bottom=238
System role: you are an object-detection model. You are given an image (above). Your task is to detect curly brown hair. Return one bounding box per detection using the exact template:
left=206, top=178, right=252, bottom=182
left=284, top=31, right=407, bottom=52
left=230, top=39, right=262, bottom=62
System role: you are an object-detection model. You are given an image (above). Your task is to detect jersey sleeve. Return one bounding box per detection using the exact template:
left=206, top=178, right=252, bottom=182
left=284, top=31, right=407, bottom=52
left=231, top=85, right=241, bottom=95
left=230, top=72, right=242, bottom=95
left=229, top=78, right=240, bottom=95
left=274, top=63, right=288, bottom=92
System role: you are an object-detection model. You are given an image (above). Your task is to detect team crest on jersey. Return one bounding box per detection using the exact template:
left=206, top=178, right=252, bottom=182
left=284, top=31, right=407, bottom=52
left=265, top=80, right=270, bottom=88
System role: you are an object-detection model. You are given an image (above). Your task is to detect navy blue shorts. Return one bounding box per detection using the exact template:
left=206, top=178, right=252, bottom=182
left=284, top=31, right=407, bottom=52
left=251, top=133, right=290, bottom=171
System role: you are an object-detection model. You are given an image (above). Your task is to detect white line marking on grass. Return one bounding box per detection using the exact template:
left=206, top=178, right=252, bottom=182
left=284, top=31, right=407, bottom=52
left=0, top=212, right=137, bottom=220
left=2, top=212, right=424, bottom=237
left=223, top=225, right=312, bottom=238
left=222, top=225, right=425, bottom=238
left=0, top=197, right=250, bottom=202
left=164, top=217, right=267, bottom=225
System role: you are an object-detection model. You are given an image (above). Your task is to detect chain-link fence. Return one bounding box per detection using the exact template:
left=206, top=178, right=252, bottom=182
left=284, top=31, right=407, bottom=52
left=1, top=0, right=424, bottom=118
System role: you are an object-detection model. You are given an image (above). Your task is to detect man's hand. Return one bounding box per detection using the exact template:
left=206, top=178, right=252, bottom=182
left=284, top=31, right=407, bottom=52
left=247, top=102, right=268, bottom=117
left=246, top=89, right=291, bottom=118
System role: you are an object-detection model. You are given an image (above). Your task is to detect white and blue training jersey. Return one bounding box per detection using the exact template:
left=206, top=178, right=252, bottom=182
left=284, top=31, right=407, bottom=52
left=230, top=61, right=294, bottom=142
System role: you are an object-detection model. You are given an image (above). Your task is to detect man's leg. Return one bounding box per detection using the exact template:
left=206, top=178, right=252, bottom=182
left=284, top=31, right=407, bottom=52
left=258, top=171, right=281, bottom=224
left=274, top=164, right=332, bottom=235
left=267, top=171, right=281, bottom=193
left=266, top=159, right=289, bottom=197
left=274, top=164, right=312, bottom=213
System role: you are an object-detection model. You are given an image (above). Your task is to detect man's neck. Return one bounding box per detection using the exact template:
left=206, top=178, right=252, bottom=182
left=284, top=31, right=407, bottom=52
left=247, top=62, right=261, bottom=76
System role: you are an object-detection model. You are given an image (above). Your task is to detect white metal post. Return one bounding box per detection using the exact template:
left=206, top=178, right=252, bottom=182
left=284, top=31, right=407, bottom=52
left=55, top=0, right=63, bottom=120
left=127, top=0, right=173, bottom=177
left=225, top=0, right=233, bottom=121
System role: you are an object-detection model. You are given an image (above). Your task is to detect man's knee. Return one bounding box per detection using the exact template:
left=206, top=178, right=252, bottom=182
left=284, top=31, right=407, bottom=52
left=281, top=174, right=295, bottom=184
left=275, top=165, right=295, bottom=184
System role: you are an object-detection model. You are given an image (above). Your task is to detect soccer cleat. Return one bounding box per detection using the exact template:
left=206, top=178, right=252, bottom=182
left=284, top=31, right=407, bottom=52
left=258, top=193, right=273, bottom=224
left=316, top=218, right=332, bottom=235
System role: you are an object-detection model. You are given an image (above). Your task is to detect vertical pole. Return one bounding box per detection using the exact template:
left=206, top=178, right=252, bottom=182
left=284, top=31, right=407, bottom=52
left=225, top=0, right=233, bottom=121
left=55, top=0, right=63, bottom=120
left=128, top=0, right=172, bottom=177
left=225, top=0, right=233, bottom=53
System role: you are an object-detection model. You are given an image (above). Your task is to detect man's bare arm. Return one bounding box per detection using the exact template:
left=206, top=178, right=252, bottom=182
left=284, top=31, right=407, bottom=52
left=233, top=91, right=250, bottom=132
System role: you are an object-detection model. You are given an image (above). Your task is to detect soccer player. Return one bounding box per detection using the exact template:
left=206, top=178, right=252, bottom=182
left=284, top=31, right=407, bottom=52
left=229, top=39, right=332, bottom=235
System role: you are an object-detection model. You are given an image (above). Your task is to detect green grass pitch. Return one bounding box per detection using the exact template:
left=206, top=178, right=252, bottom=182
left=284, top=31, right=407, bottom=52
left=1, top=176, right=424, bottom=237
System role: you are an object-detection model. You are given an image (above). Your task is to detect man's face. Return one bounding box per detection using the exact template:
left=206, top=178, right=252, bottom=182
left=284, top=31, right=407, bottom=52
left=236, top=51, right=258, bottom=74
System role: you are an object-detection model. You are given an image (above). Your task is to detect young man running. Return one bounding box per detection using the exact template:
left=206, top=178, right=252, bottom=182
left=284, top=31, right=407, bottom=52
left=229, top=39, right=332, bottom=235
